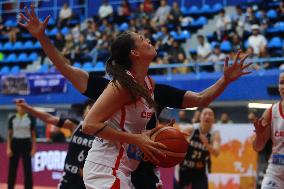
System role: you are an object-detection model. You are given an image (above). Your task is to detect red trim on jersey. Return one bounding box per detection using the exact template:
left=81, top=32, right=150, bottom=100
left=269, top=104, right=273, bottom=126
left=110, top=177, right=120, bottom=189
left=120, top=107, right=126, bottom=131
left=146, top=75, right=153, bottom=94
left=278, top=101, right=284, bottom=119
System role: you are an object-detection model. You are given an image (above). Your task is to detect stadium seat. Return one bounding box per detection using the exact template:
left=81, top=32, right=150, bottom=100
left=28, top=52, right=39, bottom=61
left=48, top=27, right=59, bottom=36
left=189, top=6, right=199, bottom=14
left=38, top=64, right=49, bottom=73
left=82, top=62, right=94, bottom=71
left=14, top=41, right=23, bottom=50
left=61, top=27, right=70, bottom=35
left=18, top=53, right=29, bottom=62
left=0, top=66, right=10, bottom=75
left=34, top=41, right=41, bottom=49
left=195, top=16, right=208, bottom=25
left=5, top=53, right=17, bottom=63
left=3, top=42, right=13, bottom=50
left=23, top=41, right=34, bottom=49
left=95, top=61, right=105, bottom=69
left=268, top=37, right=282, bottom=49
left=220, top=41, right=232, bottom=52
left=4, top=20, right=17, bottom=27
left=212, top=3, right=223, bottom=13
left=118, top=22, right=129, bottom=32
left=200, top=5, right=211, bottom=14
left=73, top=62, right=82, bottom=68
left=267, top=9, right=277, bottom=19
left=10, top=66, right=20, bottom=74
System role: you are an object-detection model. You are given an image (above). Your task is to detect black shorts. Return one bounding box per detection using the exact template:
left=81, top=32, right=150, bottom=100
left=131, top=161, right=159, bottom=189
left=58, top=174, right=85, bottom=189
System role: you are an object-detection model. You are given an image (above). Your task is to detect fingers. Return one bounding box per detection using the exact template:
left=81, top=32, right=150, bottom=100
left=242, top=62, right=253, bottom=70
left=234, top=50, right=241, bottom=65
left=43, top=15, right=51, bottom=28
left=152, top=141, right=167, bottom=150
left=224, top=56, right=229, bottom=69
left=241, top=71, right=252, bottom=76
left=19, top=13, right=29, bottom=23
left=30, top=4, right=37, bottom=18
left=239, top=53, right=250, bottom=66
left=24, top=6, right=33, bottom=20
left=149, top=126, right=162, bottom=136
left=143, top=149, right=160, bottom=164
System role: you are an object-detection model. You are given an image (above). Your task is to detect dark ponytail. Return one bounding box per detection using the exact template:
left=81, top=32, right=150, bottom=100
left=106, top=32, right=155, bottom=108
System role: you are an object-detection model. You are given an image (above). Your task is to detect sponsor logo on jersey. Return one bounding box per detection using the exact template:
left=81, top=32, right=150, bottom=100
left=274, top=130, right=284, bottom=137
left=141, top=111, right=153, bottom=119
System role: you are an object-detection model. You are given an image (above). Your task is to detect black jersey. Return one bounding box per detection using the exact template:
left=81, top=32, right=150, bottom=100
left=58, top=122, right=95, bottom=189
left=180, top=127, right=211, bottom=174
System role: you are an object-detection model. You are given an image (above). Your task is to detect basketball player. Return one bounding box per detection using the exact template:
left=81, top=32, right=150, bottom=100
left=18, top=5, right=252, bottom=189
left=14, top=98, right=94, bottom=189
left=175, top=108, right=220, bottom=189
left=253, top=72, right=284, bottom=189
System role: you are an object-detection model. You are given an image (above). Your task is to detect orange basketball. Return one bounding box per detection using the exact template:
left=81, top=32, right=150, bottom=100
left=150, top=126, right=188, bottom=168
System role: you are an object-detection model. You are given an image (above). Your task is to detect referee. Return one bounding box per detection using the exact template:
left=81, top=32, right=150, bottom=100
left=7, top=102, right=36, bottom=189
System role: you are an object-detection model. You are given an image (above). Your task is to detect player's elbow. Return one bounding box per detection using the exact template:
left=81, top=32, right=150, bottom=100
left=82, top=122, right=93, bottom=135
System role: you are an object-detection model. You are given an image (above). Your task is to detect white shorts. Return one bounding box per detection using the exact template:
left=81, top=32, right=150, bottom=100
left=261, top=174, right=284, bottom=189
left=83, top=160, right=135, bottom=189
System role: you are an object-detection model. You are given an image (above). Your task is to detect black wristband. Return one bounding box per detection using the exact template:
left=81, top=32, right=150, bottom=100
left=93, top=123, right=108, bottom=136
left=56, top=117, right=67, bottom=128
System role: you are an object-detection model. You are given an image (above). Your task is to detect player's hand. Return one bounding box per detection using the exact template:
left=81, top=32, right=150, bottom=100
left=253, top=117, right=269, bottom=134
left=7, top=148, right=13, bottom=158
left=199, top=134, right=209, bottom=146
left=14, top=98, right=27, bottom=107
left=31, top=147, right=36, bottom=156
left=18, top=4, right=50, bottom=39
left=135, top=127, right=167, bottom=164
left=166, top=119, right=175, bottom=127
left=223, top=50, right=252, bottom=83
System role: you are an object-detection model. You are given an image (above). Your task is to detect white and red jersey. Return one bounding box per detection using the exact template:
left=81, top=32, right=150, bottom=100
left=85, top=75, right=155, bottom=175
left=267, top=101, right=284, bottom=180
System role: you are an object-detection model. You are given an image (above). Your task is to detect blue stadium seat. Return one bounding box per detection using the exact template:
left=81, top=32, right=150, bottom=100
left=200, top=5, right=211, bottom=14
left=14, top=41, right=24, bottom=50
left=211, top=41, right=219, bottom=48
left=275, top=22, right=284, bottom=32
left=82, top=62, right=94, bottom=71
left=196, top=16, right=208, bottom=25
left=61, top=27, right=70, bottom=35
left=4, top=20, right=17, bottom=27
left=119, top=22, right=129, bottom=32
left=48, top=27, right=59, bottom=36
left=178, top=30, right=191, bottom=40
left=95, top=61, right=105, bottom=69
left=10, top=66, right=20, bottom=74
left=0, top=66, right=10, bottom=75
left=220, top=41, right=232, bottom=52
left=28, top=53, right=39, bottom=61
left=5, top=53, right=17, bottom=63
left=268, top=37, right=282, bottom=49
left=3, top=42, right=13, bottom=50
left=170, top=31, right=178, bottom=39
left=267, top=9, right=277, bottom=19
left=73, top=62, right=82, bottom=68
left=212, top=3, right=223, bottom=13
left=189, top=6, right=199, bottom=14
left=18, top=53, right=29, bottom=62
left=47, top=17, right=55, bottom=26
left=34, top=41, right=41, bottom=49
left=23, top=41, right=34, bottom=49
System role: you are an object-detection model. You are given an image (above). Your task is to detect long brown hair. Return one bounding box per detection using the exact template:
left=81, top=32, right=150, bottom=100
left=106, top=32, right=155, bottom=108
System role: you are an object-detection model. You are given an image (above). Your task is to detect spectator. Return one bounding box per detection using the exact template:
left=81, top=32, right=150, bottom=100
left=197, top=35, right=212, bottom=62
left=151, top=0, right=171, bottom=29
left=58, top=3, right=72, bottom=28
left=168, top=40, right=186, bottom=64
left=208, top=44, right=226, bottom=72
left=248, top=24, right=267, bottom=57
left=219, top=112, right=233, bottom=124
left=168, top=2, right=182, bottom=29
left=142, top=0, right=154, bottom=14
left=82, top=20, right=100, bottom=48
left=230, top=33, right=243, bottom=52
left=62, top=34, right=74, bottom=60
left=54, top=32, right=65, bottom=51
left=216, top=9, right=232, bottom=40
left=98, top=0, right=113, bottom=19
left=117, top=0, right=131, bottom=23
left=231, top=6, right=246, bottom=37
left=73, top=34, right=90, bottom=62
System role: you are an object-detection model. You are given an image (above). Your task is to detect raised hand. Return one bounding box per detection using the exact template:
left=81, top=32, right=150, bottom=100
left=13, top=98, right=27, bottom=107
left=223, top=50, right=252, bottom=83
left=17, top=5, right=50, bottom=39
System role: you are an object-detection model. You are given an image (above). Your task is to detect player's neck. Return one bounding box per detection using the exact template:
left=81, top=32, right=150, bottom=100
left=200, top=124, right=210, bottom=134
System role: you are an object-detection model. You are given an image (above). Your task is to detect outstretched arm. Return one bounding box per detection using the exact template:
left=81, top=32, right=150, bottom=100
left=252, top=107, right=272, bottom=152
left=14, top=99, right=76, bottom=131
left=18, top=5, right=89, bottom=93
left=200, top=131, right=221, bottom=157
left=181, top=51, right=252, bottom=108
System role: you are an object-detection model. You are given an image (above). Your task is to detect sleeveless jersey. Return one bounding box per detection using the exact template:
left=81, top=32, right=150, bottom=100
left=266, top=101, right=284, bottom=180
left=86, top=76, right=155, bottom=175
left=58, top=122, right=95, bottom=188
left=180, top=125, right=211, bottom=174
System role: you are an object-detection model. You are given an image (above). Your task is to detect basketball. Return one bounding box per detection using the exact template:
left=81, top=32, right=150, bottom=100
left=150, top=126, right=188, bottom=168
